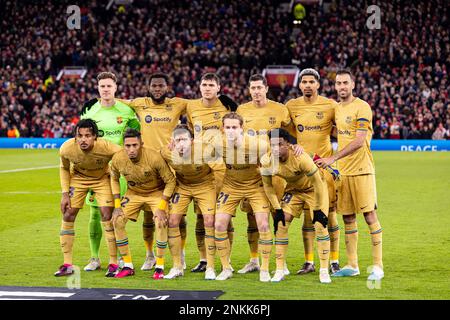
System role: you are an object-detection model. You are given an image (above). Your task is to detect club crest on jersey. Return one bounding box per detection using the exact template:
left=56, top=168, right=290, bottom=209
left=144, top=171, right=151, bottom=177
left=96, top=159, right=103, bottom=165
left=145, top=115, right=153, bottom=123
left=297, top=124, right=304, bottom=132
left=116, top=116, right=123, bottom=124
left=214, top=112, right=221, bottom=120
left=316, top=112, right=324, bottom=119
left=165, top=104, right=173, bottom=111
left=269, top=117, right=276, bottom=125
left=345, top=116, right=352, bottom=124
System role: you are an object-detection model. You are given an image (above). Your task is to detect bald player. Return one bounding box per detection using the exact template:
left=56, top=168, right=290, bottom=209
left=161, top=125, right=218, bottom=280
left=315, top=69, right=383, bottom=281
left=185, top=73, right=237, bottom=273
left=214, top=112, right=273, bottom=282
left=261, top=128, right=332, bottom=284
left=55, top=119, right=122, bottom=277
left=111, top=128, right=176, bottom=280
left=285, top=68, right=341, bottom=275
left=236, top=74, right=296, bottom=275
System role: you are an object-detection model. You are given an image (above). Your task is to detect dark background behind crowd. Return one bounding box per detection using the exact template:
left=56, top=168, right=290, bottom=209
left=0, top=0, right=448, bottom=139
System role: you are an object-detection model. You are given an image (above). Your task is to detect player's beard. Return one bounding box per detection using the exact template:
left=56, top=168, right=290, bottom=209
left=149, top=92, right=167, bottom=104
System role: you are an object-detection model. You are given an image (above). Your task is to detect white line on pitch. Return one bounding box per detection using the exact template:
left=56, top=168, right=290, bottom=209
left=0, top=191, right=60, bottom=194
left=0, top=291, right=75, bottom=298
left=0, top=165, right=59, bottom=174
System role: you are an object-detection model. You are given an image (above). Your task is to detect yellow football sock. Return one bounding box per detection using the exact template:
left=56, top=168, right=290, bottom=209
left=113, top=215, right=132, bottom=265
left=275, top=221, right=290, bottom=270
left=101, top=220, right=118, bottom=265
left=195, top=215, right=206, bottom=261
left=314, top=223, right=331, bottom=270
left=215, top=230, right=231, bottom=269
left=168, top=227, right=182, bottom=269
left=328, top=210, right=340, bottom=262
left=142, top=213, right=155, bottom=256
left=180, top=220, right=187, bottom=250
left=205, top=227, right=216, bottom=269
left=227, top=220, right=234, bottom=253
left=60, top=221, right=75, bottom=265
left=302, top=211, right=315, bottom=263
left=258, top=231, right=273, bottom=272
left=155, top=221, right=168, bottom=269
left=368, top=220, right=383, bottom=269
left=344, top=221, right=358, bottom=268
left=247, top=215, right=259, bottom=259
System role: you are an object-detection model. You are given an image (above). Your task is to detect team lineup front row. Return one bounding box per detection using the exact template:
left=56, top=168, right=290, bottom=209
left=55, top=69, right=384, bottom=283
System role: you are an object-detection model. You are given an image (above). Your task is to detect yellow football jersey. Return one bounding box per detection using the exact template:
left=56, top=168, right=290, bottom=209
left=237, top=99, right=291, bottom=137
left=160, top=146, right=214, bottom=186
left=110, top=146, right=176, bottom=197
left=219, top=135, right=269, bottom=188
left=335, top=97, right=375, bottom=175
left=260, top=149, right=318, bottom=192
left=59, top=138, right=122, bottom=191
left=285, top=95, right=337, bottom=158
left=122, top=97, right=188, bottom=149
left=186, top=98, right=228, bottom=136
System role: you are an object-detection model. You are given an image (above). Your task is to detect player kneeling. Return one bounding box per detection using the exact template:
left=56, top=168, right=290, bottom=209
left=111, top=129, right=176, bottom=279
left=261, top=128, right=332, bottom=284
left=55, top=119, right=122, bottom=277
left=161, top=125, right=217, bottom=280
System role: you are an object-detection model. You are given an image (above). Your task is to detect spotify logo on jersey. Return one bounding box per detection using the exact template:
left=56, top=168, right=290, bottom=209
left=145, top=115, right=153, bottom=123
left=297, top=124, right=304, bottom=132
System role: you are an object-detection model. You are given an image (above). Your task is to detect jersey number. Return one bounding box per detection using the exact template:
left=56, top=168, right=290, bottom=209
left=217, top=192, right=230, bottom=204
left=281, top=192, right=293, bottom=204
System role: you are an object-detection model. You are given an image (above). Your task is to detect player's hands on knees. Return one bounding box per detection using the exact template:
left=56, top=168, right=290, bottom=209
left=312, top=209, right=328, bottom=228
left=291, top=144, right=304, bottom=156
left=60, top=193, right=71, bottom=214
left=154, top=209, right=168, bottom=228
left=112, top=208, right=124, bottom=224
left=273, top=209, right=286, bottom=234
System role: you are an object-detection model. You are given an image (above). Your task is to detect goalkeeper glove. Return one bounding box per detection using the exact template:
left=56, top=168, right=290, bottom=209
left=312, top=209, right=328, bottom=228
left=273, top=208, right=286, bottom=234
left=218, top=94, right=238, bottom=112
left=312, top=153, right=341, bottom=180
left=80, top=98, right=99, bottom=116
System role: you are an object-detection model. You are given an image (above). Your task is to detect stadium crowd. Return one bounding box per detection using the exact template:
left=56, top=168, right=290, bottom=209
left=0, top=0, right=448, bottom=139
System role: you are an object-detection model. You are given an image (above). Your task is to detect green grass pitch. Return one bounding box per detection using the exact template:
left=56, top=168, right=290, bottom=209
left=0, top=149, right=449, bottom=299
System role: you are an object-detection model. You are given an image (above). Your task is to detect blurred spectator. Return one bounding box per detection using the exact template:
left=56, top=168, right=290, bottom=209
left=0, top=0, right=448, bottom=139
left=389, top=117, right=401, bottom=139
left=432, top=123, right=448, bottom=140
left=407, top=123, right=422, bottom=139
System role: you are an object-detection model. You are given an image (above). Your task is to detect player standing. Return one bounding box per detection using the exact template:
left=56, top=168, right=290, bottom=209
left=285, top=68, right=341, bottom=275
left=80, top=72, right=140, bottom=272
left=315, top=69, right=384, bottom=281
left=236, top=74, right=295, bottom=275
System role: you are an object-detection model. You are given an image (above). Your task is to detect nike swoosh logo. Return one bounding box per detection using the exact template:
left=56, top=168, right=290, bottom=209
left=360, top=205, right=368, bottom=210
left=295, top=115, right=301, bottom=118
left=245, top=120, right=253, bottom=123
